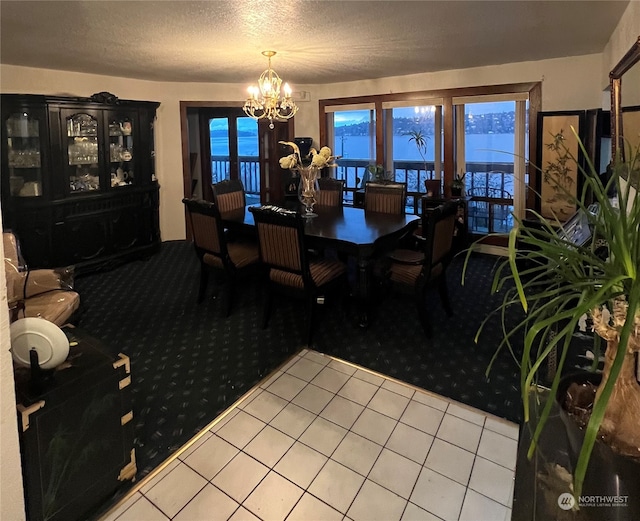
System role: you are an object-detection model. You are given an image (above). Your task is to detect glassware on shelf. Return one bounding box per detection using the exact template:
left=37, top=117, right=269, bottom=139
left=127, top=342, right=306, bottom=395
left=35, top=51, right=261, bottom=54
left=68, top=138, right=98, bottom=165
left=109, top=122, right=121, bottom=136
left=8, top=149, right=41, bottom=168
left=5, top=112, right=44, bottom=197
left=67, top=114, right=98, bottom=137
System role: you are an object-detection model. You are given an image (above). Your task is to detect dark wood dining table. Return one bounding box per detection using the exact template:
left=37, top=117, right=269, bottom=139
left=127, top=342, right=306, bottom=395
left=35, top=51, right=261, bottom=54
left=223, top=204, right=420, bottom=326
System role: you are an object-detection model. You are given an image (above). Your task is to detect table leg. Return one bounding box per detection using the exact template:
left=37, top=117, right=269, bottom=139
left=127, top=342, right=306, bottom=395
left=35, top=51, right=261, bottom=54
left=353, top=257, right=373, bottom=328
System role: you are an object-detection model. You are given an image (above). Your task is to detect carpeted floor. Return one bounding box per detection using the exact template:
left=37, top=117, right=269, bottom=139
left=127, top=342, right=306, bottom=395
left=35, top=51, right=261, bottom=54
left=74, top=241, right=524, bottom=484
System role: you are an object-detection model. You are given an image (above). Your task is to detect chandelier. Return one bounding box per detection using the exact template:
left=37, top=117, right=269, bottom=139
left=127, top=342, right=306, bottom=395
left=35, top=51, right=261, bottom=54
left=243, top=51, right=298, bottom=129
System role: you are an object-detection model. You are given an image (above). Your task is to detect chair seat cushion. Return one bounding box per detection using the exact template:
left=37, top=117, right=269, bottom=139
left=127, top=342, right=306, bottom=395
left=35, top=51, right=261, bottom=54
left=388, top=249, right=424, bottom=265
left=309, top=258, right=347, bottom=287
left=389, top=262, right=422, bottom=286
left=203, top=241, right=259, bottom=269
left=227, top=241, right=260, bottom=268
left=389, top=261, right=443, bottom=286
left=270, top=259, right=346, bottom=290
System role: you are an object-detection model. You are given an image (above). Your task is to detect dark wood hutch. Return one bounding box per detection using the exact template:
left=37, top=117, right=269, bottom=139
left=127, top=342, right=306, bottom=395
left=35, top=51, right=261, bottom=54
left=1, top=92, right=160, bottom=274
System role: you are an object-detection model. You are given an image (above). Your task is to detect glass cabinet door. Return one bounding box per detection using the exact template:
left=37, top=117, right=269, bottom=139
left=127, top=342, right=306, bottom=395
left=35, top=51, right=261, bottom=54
left=107, top=112, right=136, bottom=188
left=5, top=111, right=44, bottom=197
left=66, top=112, right=100, bottom=193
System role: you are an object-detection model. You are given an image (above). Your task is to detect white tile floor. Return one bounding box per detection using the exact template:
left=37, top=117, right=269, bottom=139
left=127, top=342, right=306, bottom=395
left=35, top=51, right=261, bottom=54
left=100, top=349, right=519, bottom=521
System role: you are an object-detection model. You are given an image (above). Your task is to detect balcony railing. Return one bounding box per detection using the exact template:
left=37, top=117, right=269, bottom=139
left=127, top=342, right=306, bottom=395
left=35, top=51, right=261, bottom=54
left=211, top=155, right=516, bottom=232
left=211, top=155, right=261, bottom=195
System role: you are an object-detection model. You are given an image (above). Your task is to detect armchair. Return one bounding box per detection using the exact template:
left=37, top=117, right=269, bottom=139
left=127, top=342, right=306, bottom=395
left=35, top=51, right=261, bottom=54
left=3, top=232, right=80, bottom=326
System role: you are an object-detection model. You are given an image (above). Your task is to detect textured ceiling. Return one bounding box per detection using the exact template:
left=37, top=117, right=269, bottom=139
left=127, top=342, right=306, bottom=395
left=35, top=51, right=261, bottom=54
left=0, top=0, right=629, bottom=85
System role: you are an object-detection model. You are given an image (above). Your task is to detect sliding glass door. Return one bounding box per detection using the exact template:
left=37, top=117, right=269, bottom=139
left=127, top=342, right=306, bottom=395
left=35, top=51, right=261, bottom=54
left=200, top=108, right=260, bottom=204
left=320, top=84, right=538, bottom=242
left=454, top=98, right=528, bottom=235
left=325, top=105, right=375, bottom=205
left=383, top=100, right=444, bottom=212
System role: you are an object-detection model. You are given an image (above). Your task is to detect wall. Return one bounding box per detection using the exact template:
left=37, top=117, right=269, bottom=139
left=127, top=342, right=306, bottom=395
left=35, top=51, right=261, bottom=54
left=1, top=52, right=604, bottom=241
left=293, top=53, right=604, bottom=140
left=602, top=0, right=640, bottom=85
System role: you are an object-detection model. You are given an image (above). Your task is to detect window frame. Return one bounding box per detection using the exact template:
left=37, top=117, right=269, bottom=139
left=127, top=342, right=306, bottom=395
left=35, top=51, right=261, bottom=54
left=319, top=82, right=541, bottom=211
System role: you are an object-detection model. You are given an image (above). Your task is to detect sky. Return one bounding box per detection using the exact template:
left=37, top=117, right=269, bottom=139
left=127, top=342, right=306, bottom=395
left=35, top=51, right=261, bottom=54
left=334, top=102, right=515, bottom=126
left=207, top=102, right=516, bottom=131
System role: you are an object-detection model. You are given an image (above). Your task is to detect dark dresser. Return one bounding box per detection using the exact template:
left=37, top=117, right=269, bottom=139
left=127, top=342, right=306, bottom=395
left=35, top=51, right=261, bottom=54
left=13, top=328, right=135, bottom=521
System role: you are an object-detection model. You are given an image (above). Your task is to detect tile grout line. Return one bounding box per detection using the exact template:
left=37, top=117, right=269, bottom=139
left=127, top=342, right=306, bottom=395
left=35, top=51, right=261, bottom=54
left=105, top=348, right=519, bottom=521
left=101, top=348, right=309, bottom=520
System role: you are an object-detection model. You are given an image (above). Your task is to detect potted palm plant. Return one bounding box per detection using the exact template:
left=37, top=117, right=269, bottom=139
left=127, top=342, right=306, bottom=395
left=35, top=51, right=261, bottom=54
left=466, top=131, right=640, bottom=506
left=406, top=129, right=429, bottom=173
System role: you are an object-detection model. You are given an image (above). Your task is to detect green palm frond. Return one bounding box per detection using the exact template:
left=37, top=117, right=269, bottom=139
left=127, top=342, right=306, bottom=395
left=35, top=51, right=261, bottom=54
left=464, top=129, right=640, bottom=498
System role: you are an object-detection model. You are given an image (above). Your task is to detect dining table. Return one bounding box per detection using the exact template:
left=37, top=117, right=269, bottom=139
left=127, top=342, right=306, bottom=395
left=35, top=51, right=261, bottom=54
left=223, top=204, right=420, bottom=327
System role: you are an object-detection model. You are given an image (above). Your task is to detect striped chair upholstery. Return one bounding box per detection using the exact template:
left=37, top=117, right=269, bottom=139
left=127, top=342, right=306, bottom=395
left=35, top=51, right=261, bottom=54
left=364, top=181, right=407, bottom=215
left=249, top=205, right=347, bottom=346
left=212, top=179, right=246, bottom=218
left=386, top=200, right=458, bottom=337
left=316, top=178, right=345, bottom=207
left=183, top=198, right=259, bottom=316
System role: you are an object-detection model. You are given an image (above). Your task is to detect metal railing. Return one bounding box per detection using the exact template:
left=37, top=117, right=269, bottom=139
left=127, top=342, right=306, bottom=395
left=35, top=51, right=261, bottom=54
left=211, top=156, right=260, bottom=195
left=211, top=156, right=516, bottom=226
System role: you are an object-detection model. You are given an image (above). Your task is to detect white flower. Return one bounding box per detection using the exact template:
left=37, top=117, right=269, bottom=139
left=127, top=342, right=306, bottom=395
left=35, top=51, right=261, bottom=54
left=279, top=155, right=297, bottom=169
left=319, top=146, right=332, bottom=159
left=311, top=153, right=328, bottom=167
left=279, top=141, right=340, bottom=171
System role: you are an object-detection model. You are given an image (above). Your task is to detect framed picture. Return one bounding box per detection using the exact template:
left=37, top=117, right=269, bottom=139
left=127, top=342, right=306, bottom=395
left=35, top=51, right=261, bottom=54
left=536, top=111, right=586, bottom=221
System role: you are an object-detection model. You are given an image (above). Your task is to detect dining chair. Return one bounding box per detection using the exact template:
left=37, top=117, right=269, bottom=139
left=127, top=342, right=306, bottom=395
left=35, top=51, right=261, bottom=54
left=182, top=198, right=260, bottom=317
left=316, top=178, right=345, bottom=207
left=249, top=205, right=348, bottom=346
left=385, top=200, right=458, bottom=337
left=364, top=181, right=407, bottom=215
left=211, top=178, right=246, bottom=218
left=467, top=186, right=513, bottom=234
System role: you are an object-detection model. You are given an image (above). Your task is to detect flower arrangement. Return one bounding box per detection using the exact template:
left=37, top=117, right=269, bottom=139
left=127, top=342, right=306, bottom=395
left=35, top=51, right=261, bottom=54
left=279, top=141, right=339, bottom=172
left=279, top=141, right=340, bottom=216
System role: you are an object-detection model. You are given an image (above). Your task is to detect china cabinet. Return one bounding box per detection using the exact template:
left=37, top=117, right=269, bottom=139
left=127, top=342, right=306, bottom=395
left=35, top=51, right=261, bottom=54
left=1, top=93, right=160, bottom=273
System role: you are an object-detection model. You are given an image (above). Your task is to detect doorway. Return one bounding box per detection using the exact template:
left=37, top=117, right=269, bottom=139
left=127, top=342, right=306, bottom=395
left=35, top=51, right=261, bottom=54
left=180, top=102, right=295, bottom=239
left=198, top=108, right=260, bottom=203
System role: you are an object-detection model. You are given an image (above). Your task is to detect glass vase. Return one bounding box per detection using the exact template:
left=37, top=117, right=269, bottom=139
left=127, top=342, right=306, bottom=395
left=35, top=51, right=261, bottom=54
left=297, top=165, right=320, bottom=217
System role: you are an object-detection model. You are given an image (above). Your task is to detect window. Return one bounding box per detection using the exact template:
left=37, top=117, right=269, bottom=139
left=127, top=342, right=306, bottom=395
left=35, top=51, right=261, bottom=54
left=320, top=83, right=539, bottom=240
left=325, top=104, right=375, bottom=205
left=382, top=99, right=444, bottom=212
